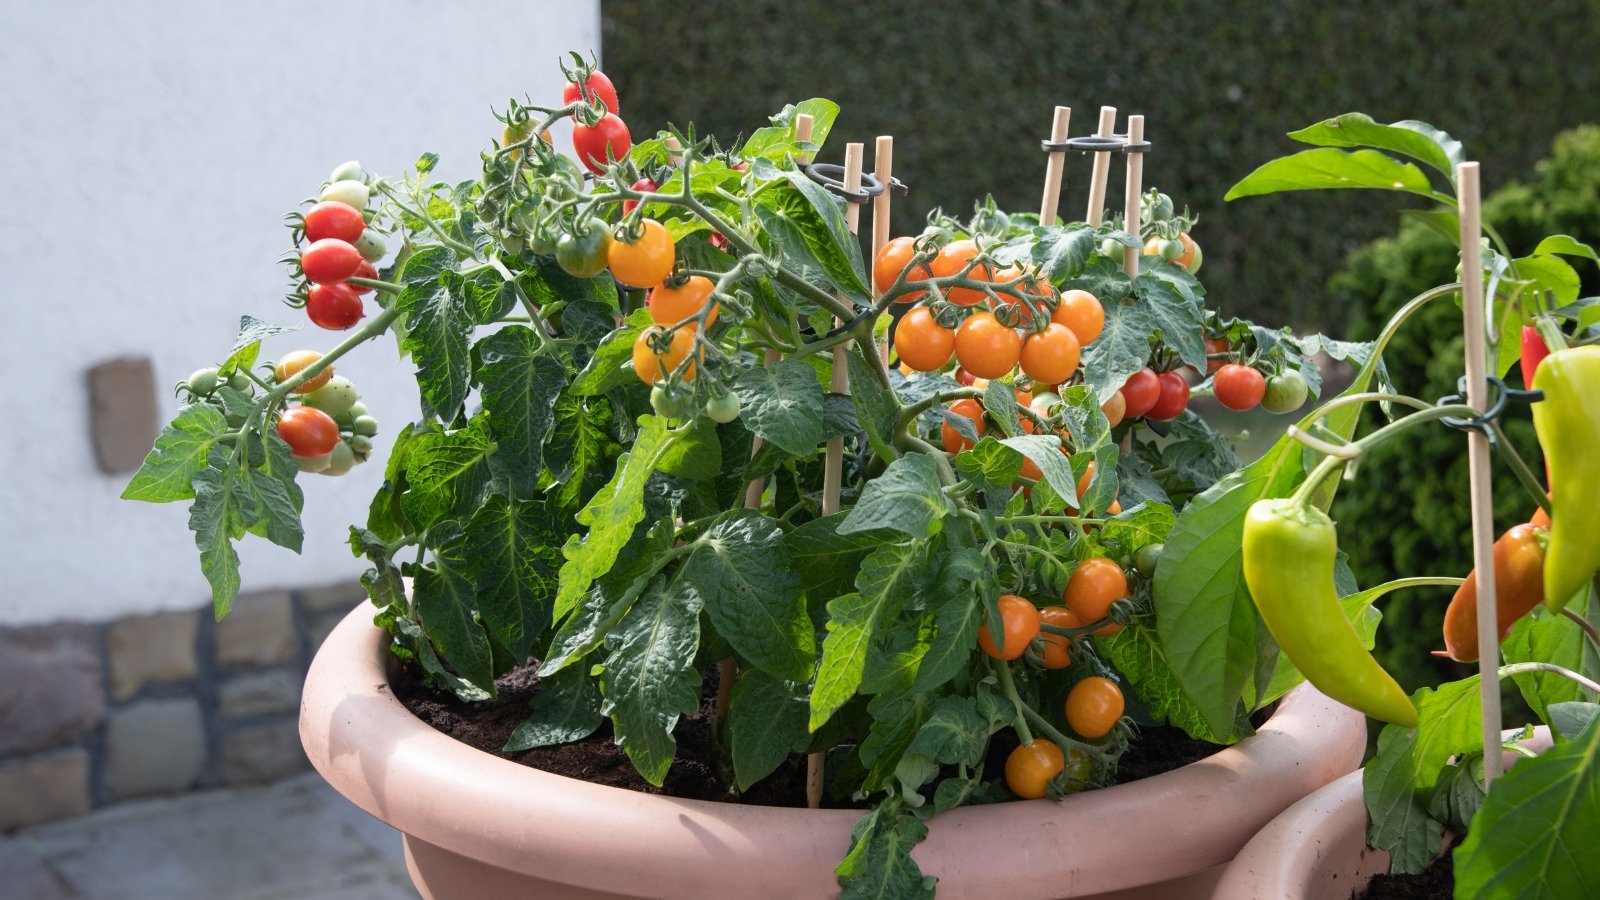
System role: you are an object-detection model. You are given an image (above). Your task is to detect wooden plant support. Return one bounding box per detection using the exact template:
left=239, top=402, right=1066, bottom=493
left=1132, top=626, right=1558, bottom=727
left=1121, top=115, right=1146, bottom=278
left=1457, top=162, right=1505, bottom=784
left=1084, top=106, right=1119, bottom=226
left=872, top=136, right=895, bottom=364
left=1038, top=106, right=1073, bottom=226
left=719, top=114, right=817, bottom=727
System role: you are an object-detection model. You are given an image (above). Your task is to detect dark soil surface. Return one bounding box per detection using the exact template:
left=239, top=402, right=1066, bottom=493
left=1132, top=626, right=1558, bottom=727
left=392, top=660, right=1244, bottom=807
left=1357, top=839, right=1458, bottom=900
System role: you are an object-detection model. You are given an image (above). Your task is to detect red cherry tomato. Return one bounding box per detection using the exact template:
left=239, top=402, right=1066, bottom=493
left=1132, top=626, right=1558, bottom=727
left=303, top=201, right=365, bottom=244
left=278, top=406, right=341, bottom=458
left=347, top=259, right=377, bottom=294
left=623, top=178, right=658, bottom=216
left=300, top=239, right=363, bottom=284
left=1146, top=370, right=1191, bottom=420
left=306, top=283, right=364, bottom=331
left=1213, top=364, right=1267, bottom=411
left=1204, top=337, right=1230, bottom=374
left=562, top=70, right=620, bottom=114
left=1120, top=368, right=1161, bottom=418
left=572, top=113, right=633, bottom=175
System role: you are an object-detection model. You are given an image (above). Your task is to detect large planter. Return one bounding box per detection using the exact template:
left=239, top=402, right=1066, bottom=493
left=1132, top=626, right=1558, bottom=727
left=301, top=602, right=1366, bottom=900
left=1214, top=728, right=1554, bottom=899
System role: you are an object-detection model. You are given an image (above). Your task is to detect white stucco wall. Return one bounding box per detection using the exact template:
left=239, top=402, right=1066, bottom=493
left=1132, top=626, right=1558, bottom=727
left=0, top=1, right=601, bottom=625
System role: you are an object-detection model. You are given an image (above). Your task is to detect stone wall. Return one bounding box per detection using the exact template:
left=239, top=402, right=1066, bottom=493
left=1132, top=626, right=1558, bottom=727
left=0, top=582, right=366, bottom=831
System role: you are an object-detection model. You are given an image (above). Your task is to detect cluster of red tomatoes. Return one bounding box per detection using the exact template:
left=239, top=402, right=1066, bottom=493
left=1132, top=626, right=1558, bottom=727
left=294, top=162, right=388, bottom=331
left=272, top=350, right=379, bottom=476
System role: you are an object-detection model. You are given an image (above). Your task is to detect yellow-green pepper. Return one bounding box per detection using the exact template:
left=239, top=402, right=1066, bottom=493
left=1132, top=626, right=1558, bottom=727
left=1531, top=345, right=1600, bottom=612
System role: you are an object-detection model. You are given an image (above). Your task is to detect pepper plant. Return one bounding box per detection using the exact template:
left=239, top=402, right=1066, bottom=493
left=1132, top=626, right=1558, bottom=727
left=1165, top=114, right=1600, bottom=898
left=126, top=56, right=1367, bottom=894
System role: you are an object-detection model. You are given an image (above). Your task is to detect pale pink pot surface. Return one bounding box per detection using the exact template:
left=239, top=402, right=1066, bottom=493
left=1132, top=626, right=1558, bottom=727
left=302, top=602, right=1367, bottom=900
left=1214, top=728, right=1555, bottom=900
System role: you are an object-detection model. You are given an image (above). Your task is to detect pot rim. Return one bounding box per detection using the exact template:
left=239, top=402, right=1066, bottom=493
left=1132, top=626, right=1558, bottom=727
left=301, top=602, right=1366, bottom=899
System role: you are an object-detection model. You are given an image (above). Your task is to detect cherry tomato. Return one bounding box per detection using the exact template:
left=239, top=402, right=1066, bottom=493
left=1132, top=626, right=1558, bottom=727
left=1135, top=543, right=1163, bottom=578
left=955, top=312, right=1022, bottom=379
left=348, top=259, right=377, bottom=294
left=705, top=391, right=741, bottom=424
left=1214, top=364, right=1267, bottom=411
left=608, top=219, right=675, bottom=288
left=1101, top=390, right=1127, bottom=428
left=572, top=112, right=632, bottom=175
left=649, top=383, right=693, bottom=419
left=354, top=230, right=387, bottom=263
left=954, top=367, right=978, bottom=387
left=300, top=239, right=363, bottom=284
left=1019, top=323, right=1081, bottom=385
left=306, top=283, right=364, bottom=330
left=930, top=239, right=992, bottom=306
left=1066, top=676, right=1125, bottom=739
left=941, top=398, right=987, bottom=454
left=895, top=307, right=956, bottom=372
left=649, top=275, right=718, bottom=328
left=500, top=119, right=554, bottom=161
left=274, top=350, right=333, bottom=394
left=979, top=594, right=1042, bottom=661
left=303, top=201, right=365, bottom=244
left=1005, top=739, right=1065, bottom=799
left=874, top=236, right=933, bottom=303
left=1052, top=289, right=1105, bottom=346
left=1063, top=557, right=1128, bottom=636
left=1038, top=606, right=1081, bottom=669
left=632, top=325, right=698, bottom=384
left=278, top=406, right=340, bottom=459
left=320, top=180, right=369, bottom=211
left=300, top=375, right=359, bottom=419
left=622, top=178, right=658, bottom=216
left=1262, top=370, right=1310, bottom=414
left=1146, top=370, right=1191, bottom=420
left=562, top=69, right=620, bottom=114
left=1120, top=368, right=1161, bottom=418
left=1175, top=233, right=1201, bottom=273
left=556, top=226, right=612, bottom=278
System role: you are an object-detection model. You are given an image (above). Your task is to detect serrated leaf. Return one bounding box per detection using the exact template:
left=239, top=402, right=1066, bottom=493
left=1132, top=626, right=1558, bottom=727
left=414, top=557, right=495, bottom=693
left=572, top=308, right=653, bottom=396
left=732, top=358, right=825, bottom=456
left=683, top=509, right=812, bottom=681
left=1099, top=617, right=1244, bottom=743
left=755, top=176, right=871, bottom=305
left=1000, top=434, right=1076, bottom=501
left=912, top=548, right=987, bottom=693
left=400, top=279, right=474, bottom=417
left=539, top=524, right=672, bottom=676
left=1135, top=257, right=1209, bottom=372
left=476, top=326, right=567, bottom=496
left=400, top=422, right=495, bottom=530
left=454, top=495, right=560, bottom=660
left=835, top=801, right=936, bottom=900
left=1287, top=113, right=1464, bottom=180
left=847, top=349, right=900, bottom=465
left=122, top=404, right=230, bottom=503
left=544, top=393, right=615, bottom=514
left=785, top=511, right=883, bottom=600
left=741, top=98, right=840, bottom=162
left=811, top=542, right=926, bottom=730
left=239, top=431, right=304, bottom=552
left=840, top=451, right=948, bottom=539
left=503, top=665, right=602, bottom=751
left=189, top=463, right=244, bottom=618
left=1225, top=148, right=1443, bottom=201
left=656, top=419, right=722, bottom=481
left=728, top=668, right=810, bottom=790
left=221, top=315, right=298, bottom=376
left=597, top=568, right=702, bottom=786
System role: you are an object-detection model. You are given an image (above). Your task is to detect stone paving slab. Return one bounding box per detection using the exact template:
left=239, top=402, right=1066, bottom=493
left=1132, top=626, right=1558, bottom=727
left=0, top=773, right=416, bottom=899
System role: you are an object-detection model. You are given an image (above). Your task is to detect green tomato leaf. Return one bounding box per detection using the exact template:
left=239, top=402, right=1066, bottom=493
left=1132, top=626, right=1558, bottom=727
left=597, top=567, right=703, bottom=786
left=476, top=326, right=568, bottom=497
left=539, top=524, right=672, bottom=676
left=847, top=349, right=901, bottom=465
left=839, top=451, right=948, bottom=539
left=756, top=174, right=871, bottom=305
left=910, top=547, right=988, bottom=694
left=399, top=280, right=475, bottom=418
left=1001, top=434, right=1076, bottom=502
left=414, top=554, right=495, bottom=693
left=543, top=393, right=617, bottom=516
left=1100, top=614, right=1246, bottom=743
left=1224, top=148, right=1442, bottom=202
left=835, top=800, right=936, bottom=900
left=239, top=431, right=304, bottom=552
left=1454, top=713, right=1600, bottom=899
left=811, top=541, right=927, bottom=730
left=188, top=460, right=245, bottom=618
left=728, top=668, right=811, bottom=791
left=572, top=307, right=653, bottom=397
left=740, top=98, right=841, bottom=163
left=785, top=511, right=884, bottom=601
left=122, top=404, right=231, bottom=503
left=220, top=315, right=299, bottom=378
left=1287, top=113, right=1464, bottom=181
left=1135, top=256, right=1209, bottom=373
left=682, top=509, right=813, bottom=682
left=1073, top=260, right=1152, bottom=405
left=400, top=420, right=495, bottom=531
left=733, top=357, right=826, bottom=456
left=503, top=664, right=602, bottom=752
left=452, top=495, right=561, bottom=661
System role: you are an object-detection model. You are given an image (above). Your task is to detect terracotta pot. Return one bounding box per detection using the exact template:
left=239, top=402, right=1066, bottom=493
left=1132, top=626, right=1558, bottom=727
left=1214, top=727, right=1553, bottom=899
left=301, top=602, right=1367, bottom=900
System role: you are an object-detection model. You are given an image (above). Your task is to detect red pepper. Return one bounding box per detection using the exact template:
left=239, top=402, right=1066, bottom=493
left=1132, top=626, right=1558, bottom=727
left=1520, top=326, right=1551, bottom=389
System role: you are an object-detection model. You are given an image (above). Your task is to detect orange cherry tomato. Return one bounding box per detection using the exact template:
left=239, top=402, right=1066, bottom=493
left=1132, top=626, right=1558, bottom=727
left=896, top=306, right=956, bottom=372
left=1038, top=606, right=1081, bottom=669
left=1066, top=676, right=1125, bottom=739
left=607, top=218, right=675, bottom=288
left=1019, top=323, right=1082, bottom=385
left=955, top=312, right=1022, bottom=379
left=1005, top=739, right=1066, bottom=799
left=930, top=239, right=992, bottom=306
left=1064, top=557, right=1128, bottom=636
left=1101, top=390, right=1127, bottom=428
left=941, top=398, right=986, bottom=453
left=647, top=276, right=719, bottom=328
left=274, top=350, right=334, bottom=394
left=978, top=594, right=1042, bottom=660
left=1174, top=233, right=1201, bottom=272
left=874, top=236, right=932, bottom=303
left=1053, top=289, right=1105, bottom=346
left=631, top=325, right=698, bottom=384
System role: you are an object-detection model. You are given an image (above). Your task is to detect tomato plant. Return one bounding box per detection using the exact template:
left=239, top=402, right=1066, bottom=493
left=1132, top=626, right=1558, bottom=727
left=572, top=112, right=632, bottom=174
left=608, top=218, right=675, bottom=288
left=1213, top=364, right=1265, bottom=411
left=300, top=239, right=363, bottom=284
left=305, top=283, right=364, bottom=330
left=277, top=406, right=340, bottom=458
left=954, top=311, right=1022, bottom=379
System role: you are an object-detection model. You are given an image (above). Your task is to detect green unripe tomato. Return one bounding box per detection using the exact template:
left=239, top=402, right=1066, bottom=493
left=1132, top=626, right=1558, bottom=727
left=349, top=433, right=374, bottom=455
left=1135, top=543, right=1164, bottom=578
left=328, top=160, right=365, bottom=184
left=354, top=230, right=387, bottom=262
left=1262, top=370, right=1310, bottom=414
left=1160, top=238, right=1184, bottom=261
left=300, top=376, right=360, bottom=419
left=185, top=367, right=220, bottom=395
left=322, top=440, right=357, bottom=476
left=650, top=384, right=693, bottom=419
left=346, top=401, right=369, bottom=419
left=351, top=415, right=379, bottom=437
left=1100, top=237, right=1123, bottom=258
left=1150, top=192, right=1175, bottom=221
left=555, top=226, right=612, bottom=278
left=297, top=451, right=332, bottom=473
left=226, top=370, right=252, bottom=393
left=500, top=234, right=525, bottom=255
left=321, top=179, right=369, bottom=212
left=705, top=391, right=741, bottom=424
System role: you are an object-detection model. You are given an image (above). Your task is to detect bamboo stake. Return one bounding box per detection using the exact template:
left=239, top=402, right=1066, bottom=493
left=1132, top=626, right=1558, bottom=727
left=808, top=142, right=865, bottom=811
left=1084, top=106, right=1118, bottom=226
left=1458, top=161, right=1504, bottom=785
left=1038, top=106, right=1073, bottom=226
left=872, top=136, right=895, bottom=365
left=719, top=114, right=817, bottom=727
left=1121, top=116, right=1146, bottom=278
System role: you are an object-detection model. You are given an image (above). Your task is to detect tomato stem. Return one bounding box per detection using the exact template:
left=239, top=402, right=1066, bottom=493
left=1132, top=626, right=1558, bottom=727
left=345, top=276, right=402, bottom=294
left=992, top=659, right=1035, bottom=744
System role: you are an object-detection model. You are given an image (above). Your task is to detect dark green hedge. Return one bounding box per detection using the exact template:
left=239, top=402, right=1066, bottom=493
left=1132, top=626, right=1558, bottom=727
left=603, top=0, right=1600, bottom=331
left=1333, top=126, right=1600, bottom=690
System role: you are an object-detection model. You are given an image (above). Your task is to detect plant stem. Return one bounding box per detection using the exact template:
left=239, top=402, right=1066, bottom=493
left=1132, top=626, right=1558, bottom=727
left=1289, top=404, right=1478, bottom=506
left=1487, top=422, right=1552, bottom=517
left=1560, top=607, right=1600, bottom=652
left=992, top=659, right=1034, bottom=743
left=265, top=304, right=405, bottom=402
left=1498, top=662, right=1600, bottom=695
left=345, top=276, right=403, bottom=294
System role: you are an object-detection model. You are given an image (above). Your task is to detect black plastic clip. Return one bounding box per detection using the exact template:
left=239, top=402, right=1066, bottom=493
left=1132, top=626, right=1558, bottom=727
left=799, top=162, right=909, bottom=204
left=806, top=306, right=877, bottom=343
left=1041, top=134, right=1153, bottom=155
left=1435, top=374, right=1543, bottom=445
